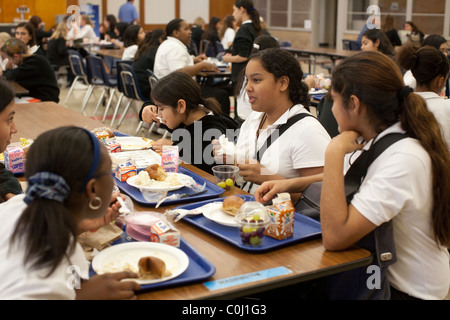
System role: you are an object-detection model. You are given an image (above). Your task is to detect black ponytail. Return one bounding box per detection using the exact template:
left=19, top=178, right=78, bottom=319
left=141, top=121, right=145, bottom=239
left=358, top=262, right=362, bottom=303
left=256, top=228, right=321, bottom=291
left=235, top=0, right=262, bottom=35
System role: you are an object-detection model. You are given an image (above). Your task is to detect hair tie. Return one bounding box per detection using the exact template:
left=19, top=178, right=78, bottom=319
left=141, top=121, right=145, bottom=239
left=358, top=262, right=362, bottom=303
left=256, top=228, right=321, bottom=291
left=81, top=129, right=101, bottom=192
left=253, top=43, right=260, bottom=50
left=24, top=172, right=71, bottom=205
left=397, top=86, right=414, bottom=105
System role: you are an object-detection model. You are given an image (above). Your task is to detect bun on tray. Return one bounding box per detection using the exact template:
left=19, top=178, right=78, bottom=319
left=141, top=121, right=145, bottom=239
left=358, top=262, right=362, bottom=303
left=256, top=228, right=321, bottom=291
left=138, top=256, right=171, bottom=279
left=222, top=196, right=245, bottom=216
left=144, top=164, right=167, bottom=181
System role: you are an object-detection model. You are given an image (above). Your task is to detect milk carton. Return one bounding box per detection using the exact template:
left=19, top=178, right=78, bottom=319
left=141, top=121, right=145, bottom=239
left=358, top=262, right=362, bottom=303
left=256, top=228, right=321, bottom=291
left=106, top=141, right=122, bottom=153
left=115, top=160, right=137, bottom=182
left=161, top=145, right=179, bottom=173
left=4, top=146, right=25, bottom=174
left=150, top=220, right=181, bottom=247
left=265, top=193, right=295, bottom=240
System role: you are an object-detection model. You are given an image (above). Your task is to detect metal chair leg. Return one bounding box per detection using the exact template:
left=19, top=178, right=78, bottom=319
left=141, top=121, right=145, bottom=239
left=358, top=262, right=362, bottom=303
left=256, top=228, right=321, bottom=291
left=110, top=93, right=124, bottom=127
left=64, top=75, right=80, bottom=105
left=102, top=88, right=116, bottom=122
left=80, top=85, right=94, bottom=114
left=93, top=89, right=106, bottom=116
left=116, top=100, right=132, bottom=129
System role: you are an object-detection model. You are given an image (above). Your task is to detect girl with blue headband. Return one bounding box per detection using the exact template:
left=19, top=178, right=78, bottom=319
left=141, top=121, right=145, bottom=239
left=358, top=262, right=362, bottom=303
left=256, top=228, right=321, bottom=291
left=0, top=126, right=140, bottom=299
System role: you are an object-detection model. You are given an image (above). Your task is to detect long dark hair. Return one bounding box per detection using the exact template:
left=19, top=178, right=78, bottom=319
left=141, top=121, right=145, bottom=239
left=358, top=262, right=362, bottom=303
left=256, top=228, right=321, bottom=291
left=235, top=0, right=262, bottom=35
left=248, top=48, right=310, bottom=107
left=331, top=51, right=450, bottom=247
left=421, top=34, right=447, bottom=50
left=10, top=126, right=107, bottom=277
left=134, top=28, right=165, bottom=60
left=363, top=29, right=394, bottom=56
left=16, top=22, right=37, bottom=46
left=123, top=24, right=141, bottom=47
left=0, top=78, right=14, bottom=111
left=151, top=71, right=222, bottom=116
left=397, top=45, right=450, bottom=87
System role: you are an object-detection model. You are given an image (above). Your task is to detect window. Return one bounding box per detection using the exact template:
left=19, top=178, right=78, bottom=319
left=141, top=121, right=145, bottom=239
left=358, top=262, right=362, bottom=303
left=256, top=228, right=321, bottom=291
left=254, top=0, right=312, bottom=30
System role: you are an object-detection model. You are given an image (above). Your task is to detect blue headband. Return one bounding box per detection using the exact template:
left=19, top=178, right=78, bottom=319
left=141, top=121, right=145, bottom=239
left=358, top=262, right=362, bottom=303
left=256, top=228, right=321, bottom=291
left=81, top=129, right=101, bottom=191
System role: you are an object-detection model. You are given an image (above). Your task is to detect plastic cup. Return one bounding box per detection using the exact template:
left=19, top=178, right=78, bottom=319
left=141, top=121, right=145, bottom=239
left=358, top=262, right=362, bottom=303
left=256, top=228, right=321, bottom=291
left=212, top=165, right=239, bottom=191
left=235, top=202, right=270, bottom=247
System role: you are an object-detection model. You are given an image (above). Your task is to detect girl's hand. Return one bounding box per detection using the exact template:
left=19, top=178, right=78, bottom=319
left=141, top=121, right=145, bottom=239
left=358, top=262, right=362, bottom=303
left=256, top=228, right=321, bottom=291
left=76, top=272, right=141, bottom=300
left=152, top=139, right=173, bottom=153
left=327, top=131, right=365, bottom=155
left=78, top=193, right=124, bottom=233
left=142, top=105, right=160, bottom=124
left=254, top=180, right=286, bottom=204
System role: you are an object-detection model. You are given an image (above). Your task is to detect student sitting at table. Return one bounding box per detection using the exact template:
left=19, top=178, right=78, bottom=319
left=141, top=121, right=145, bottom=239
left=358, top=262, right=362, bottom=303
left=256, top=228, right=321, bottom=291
left=0, top=126, right=141, bottom=299
left=402, top=34, right=449, bottom=90
left=361, top=28, right=395, bottom=59
left=67, top=14, right=97, bottom=43
left=15, top=22, right=45, bottom=56
left=397, top=45, right=450, bottom=151
left=0, top=79, right=23, bottom=202
left=132, top=28, right=165, bottom=98
left=149, top=71, right=239, bottom=175
left=255, top=51, right=450, bottom=300
left=201, top=16, right=222, bottom=57
left=216, top=48, right=331, bottom=195
left=0, top=38, right=60, bottom=103
left=153, top=18, right=231, bottom=116
left=46, top=22, right=75, bottom=86
left=219, top=14, right=236, bottom=51
left=102, top=14, right=119, bottom=42
left=121, top=24, right=146, bottom=61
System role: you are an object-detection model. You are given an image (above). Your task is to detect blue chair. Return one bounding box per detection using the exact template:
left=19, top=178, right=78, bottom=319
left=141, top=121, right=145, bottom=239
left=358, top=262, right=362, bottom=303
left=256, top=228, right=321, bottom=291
left=64, top=49, right=89, bottom=106
left=109, top=60, right=132, bottom=127
left=82, top=55, right=118, bottom=119
left=116, top=63, right=151, bottom=133
left=342, top=39, right=361, bottom=51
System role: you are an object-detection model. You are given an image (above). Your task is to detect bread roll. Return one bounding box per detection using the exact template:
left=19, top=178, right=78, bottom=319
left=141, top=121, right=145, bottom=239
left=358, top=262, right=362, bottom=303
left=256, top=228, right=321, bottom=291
left=222, top=196, right=245, bottom=216
left=144, top=164, right=167, bottom=181
left=138, top=256, right=170, bottom=279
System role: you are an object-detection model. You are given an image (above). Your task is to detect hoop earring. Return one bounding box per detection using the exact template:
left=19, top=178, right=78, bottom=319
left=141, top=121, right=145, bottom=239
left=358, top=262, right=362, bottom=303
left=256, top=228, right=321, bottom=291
left=89, top=196, right=102, bottom=210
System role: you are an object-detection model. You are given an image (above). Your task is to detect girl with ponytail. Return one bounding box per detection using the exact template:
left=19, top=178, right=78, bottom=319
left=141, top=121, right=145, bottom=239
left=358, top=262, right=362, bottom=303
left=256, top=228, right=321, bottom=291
left=256, top=51, right=450, bottom=300
left=321, top=51, right=449, bottom=300
left=223, top=0, right=262, bottom=85
left=150, top=71, right=239, bottom=174
left=0, top=126, right=140, bottom=299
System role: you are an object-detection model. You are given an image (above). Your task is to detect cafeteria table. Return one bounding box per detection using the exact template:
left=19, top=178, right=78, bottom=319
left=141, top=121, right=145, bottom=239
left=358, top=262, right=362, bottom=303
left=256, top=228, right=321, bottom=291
left=9, top=80, right=30, bottom=97
left=13, top=102, right=373, bottom=300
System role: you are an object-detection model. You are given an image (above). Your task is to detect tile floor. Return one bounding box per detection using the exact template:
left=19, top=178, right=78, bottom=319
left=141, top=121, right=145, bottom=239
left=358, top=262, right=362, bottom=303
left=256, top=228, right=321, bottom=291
left=57, top=74, right=450, bottom=301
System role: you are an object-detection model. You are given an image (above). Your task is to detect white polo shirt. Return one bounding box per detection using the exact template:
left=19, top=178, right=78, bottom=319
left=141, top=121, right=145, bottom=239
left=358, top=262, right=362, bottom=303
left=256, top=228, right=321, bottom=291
left=345, top=122, right=450, bottom=300
left=415, top=91, right=450, bottom=152
left=154, top=36, right=194, bottom=79
left=0, top=195, right=90, bottom=300
left=236, top=105, right=331, bottom=194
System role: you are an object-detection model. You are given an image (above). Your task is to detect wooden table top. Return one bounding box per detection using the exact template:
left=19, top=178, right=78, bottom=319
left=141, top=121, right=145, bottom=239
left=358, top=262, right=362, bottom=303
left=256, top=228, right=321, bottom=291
left=96, top=48, right=124, bottom=60
left=9, top=80, right=30, bottom=97
left=12, top=101, right=373, bottom=300
left=285, top=47, right=359, bottom=60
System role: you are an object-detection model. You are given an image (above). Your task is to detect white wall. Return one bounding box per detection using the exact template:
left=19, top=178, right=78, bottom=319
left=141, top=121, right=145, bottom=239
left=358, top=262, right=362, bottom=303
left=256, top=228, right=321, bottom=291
left=144, top=0, right=175, bottom=25
left=180, top=0, right=209, bottom=24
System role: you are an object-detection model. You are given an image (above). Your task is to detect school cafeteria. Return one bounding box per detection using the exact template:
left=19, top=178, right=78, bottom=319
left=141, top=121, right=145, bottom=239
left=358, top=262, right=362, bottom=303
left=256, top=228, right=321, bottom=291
left=0, top=0, right=449, bottom=306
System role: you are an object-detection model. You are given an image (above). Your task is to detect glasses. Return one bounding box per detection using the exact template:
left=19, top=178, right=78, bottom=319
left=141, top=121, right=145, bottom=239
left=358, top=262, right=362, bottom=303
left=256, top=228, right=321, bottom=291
left=94, top=165, right=119, bottom=179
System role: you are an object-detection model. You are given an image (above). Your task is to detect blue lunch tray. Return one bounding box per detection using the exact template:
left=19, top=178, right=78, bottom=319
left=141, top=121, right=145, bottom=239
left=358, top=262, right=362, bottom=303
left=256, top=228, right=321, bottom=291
left=176, top=195, right=322, bottom=253
left=89, top=234, right=216, bottom=292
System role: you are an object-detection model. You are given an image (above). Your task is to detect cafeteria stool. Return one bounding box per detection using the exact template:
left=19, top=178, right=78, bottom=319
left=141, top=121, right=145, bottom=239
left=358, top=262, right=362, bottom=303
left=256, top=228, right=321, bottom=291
left=116, top=63, right=151, bottom=133
left=82, top=55, right=118, bottom=118
left=65, top=50, right=89, bottom=107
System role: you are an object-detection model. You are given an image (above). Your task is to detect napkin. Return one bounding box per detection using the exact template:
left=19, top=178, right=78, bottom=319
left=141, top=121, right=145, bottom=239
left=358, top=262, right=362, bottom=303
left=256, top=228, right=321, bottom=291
left=212, top=135, right=244, bottom=165
left=78, top=223, right=123, bottom=260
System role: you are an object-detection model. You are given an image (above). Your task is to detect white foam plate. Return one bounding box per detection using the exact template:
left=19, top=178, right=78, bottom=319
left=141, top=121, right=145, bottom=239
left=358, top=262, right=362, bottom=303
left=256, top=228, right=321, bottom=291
left=201, top=202, right=238, bottom=227
left=126, top=172, right=193, bottom=192
left=92, top=242, right=189, bottom=285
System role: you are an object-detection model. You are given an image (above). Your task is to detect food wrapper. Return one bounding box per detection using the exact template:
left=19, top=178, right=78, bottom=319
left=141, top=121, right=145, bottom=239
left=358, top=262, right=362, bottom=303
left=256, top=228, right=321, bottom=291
left=115, top=158, right=137, bottom=182
left=78, top=223, right=123, bottom=260
left=150, top=220, right=181, bottom=247
left=265, top=193, right=295, bottom=240
left=4, top=146, right=25, bottom=174
left=161, top=145, right=179, bottom=173
left=92, top=127, right=115, bottom=141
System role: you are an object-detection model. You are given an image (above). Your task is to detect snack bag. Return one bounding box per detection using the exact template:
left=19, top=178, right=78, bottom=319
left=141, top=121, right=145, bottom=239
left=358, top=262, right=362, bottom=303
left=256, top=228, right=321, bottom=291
left=265, top=193, right=295, bottom=240
left=161, top=145, right=179, bottom=173
left=115, top=158, right=137, bottom=182
left=4, top=146, right=25, bottom=174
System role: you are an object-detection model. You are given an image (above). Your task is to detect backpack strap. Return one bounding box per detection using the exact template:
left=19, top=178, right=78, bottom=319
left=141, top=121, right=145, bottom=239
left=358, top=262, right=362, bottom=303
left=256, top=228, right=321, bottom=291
left=345, top=133, right=409, bottom=203
left=256, top=113, right=315, bottom=162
